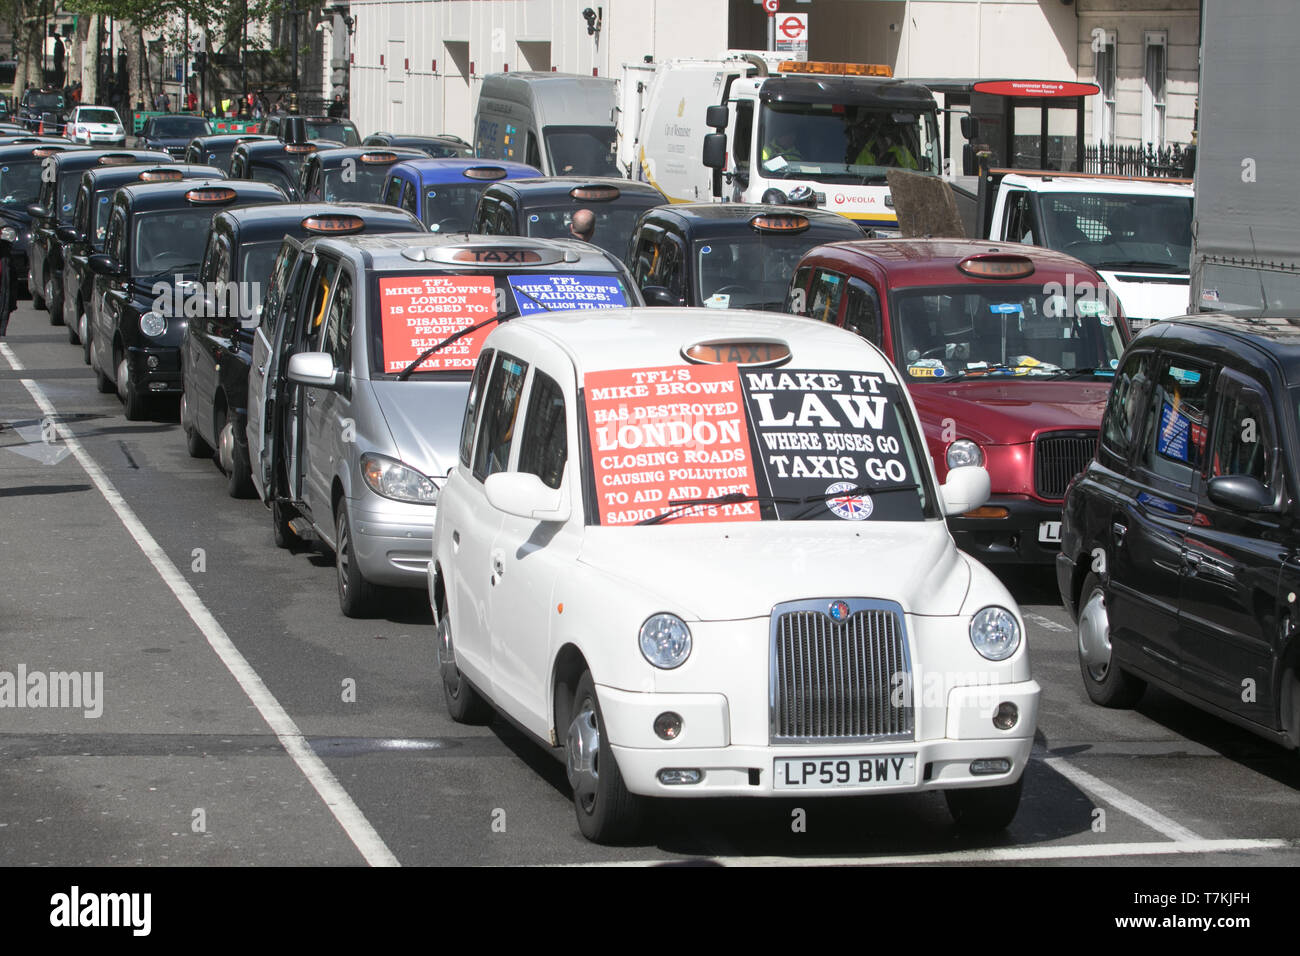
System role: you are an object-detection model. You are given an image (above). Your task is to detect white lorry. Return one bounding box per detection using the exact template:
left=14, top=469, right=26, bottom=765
left=475, top=72, right=619, bottom=177
left=980, top=169, right=1194, bottom=325
left=1190, top=0, right=1298, bottom=314
left=619, top=52, right=942, bottom=234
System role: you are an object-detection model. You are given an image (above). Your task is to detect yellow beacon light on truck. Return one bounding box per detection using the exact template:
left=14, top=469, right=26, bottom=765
left=779, top=61, right=893, bottom=78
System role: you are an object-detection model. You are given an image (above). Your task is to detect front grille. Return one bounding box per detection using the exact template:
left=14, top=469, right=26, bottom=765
left=1034, top=431, right=1096, bottom=500
left=770, top=599, right=912, bottom=742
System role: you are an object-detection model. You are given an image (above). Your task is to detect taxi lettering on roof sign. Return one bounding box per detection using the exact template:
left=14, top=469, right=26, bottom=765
left=452, top=248, right=543, bottom=264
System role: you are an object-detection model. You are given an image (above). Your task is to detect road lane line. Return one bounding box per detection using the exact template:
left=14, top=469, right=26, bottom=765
left=1025, top=612, right=1071, bottom=633
left=1040, top=754, right=1203, bottom=842
left=561, top=837, right=1291, bottom=867
left=0, top=342, right=399, bottom=867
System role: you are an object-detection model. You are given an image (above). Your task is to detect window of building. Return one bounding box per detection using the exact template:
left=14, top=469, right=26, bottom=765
left=1143, top=32, right=1168, bottom=147
left=1093, top=30, right=1117, bottom=144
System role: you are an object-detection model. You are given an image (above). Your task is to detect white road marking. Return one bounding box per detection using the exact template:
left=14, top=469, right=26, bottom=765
left=1026, top=612, right=1071, bottom=633
left=1040, top=754, right=1203, bottom=842
left=565, top=838, right=1291, bottom=867
left=0, top=342, right=399, bottom=867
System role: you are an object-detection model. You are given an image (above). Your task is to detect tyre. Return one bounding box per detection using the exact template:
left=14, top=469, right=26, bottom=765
left=945, top=773, right=1024, bottom=831
left=181, top=389, right=212, bottom=458
left=567, top=670, right=643, bottom=844
left=117, top=353, right=147, bottom=421
left=31, top=272, right=45, bottom=311
left=335, top=498, right=375, bottom=618
left=1076, top=572, right=1146, bottom=708
left=81, top=316, right=93, bottom=365
left=45, top=276, right=62, bottom=325
left=93, top=343, right=115, bottom=393
left=66, top=311, right=79, bottom=344
left=219, top=413, right=255, bottom=498
left=436, top=610, right=493, bottom=724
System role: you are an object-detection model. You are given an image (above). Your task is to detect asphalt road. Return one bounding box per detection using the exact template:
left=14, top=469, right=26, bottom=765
left=1, top=299, right=1298, bottom=868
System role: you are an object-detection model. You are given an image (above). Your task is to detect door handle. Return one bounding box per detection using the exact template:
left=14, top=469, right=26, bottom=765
left=490, top=549, right=505, bottom=586
left=1183, top=550, right=1202, bottom=569
left=257, top=363, right=265, bottom=374
left=306, top=391, right=317, bottom=406
left=1111, top=521, right=1127, bottom=546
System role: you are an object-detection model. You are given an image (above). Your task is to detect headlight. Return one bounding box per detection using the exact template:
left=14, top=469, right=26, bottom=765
left=360, top=453, right=439, bottom=504
left=946, top=439, right=984, bottom=468
left=139, top=311, right=167, bottom=337
left=0, top=226, right=14, bottom=242
left=639, top=613, right=692, bottom=669
left=969, top=606, right=1021, bottom=661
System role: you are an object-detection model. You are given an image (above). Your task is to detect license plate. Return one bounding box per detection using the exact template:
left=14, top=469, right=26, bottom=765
left=774, top=754, right=916, bottom=791
left=1038, top=520, right=1062, bottom=543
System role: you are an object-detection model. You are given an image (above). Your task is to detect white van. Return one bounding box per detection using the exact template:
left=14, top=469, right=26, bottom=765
left=474, top=72, right=618, bottom=177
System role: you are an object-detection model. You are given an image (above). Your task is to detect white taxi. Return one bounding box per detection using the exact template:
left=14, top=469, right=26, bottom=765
left=429, top=308, right=1041, bottom=843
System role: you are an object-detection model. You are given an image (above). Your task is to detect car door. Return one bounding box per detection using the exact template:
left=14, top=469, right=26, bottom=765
left=843, top=277, right=884, bottom=348
left=1108, top=352, right=1214, bottom=688
left=298, top=255, right=344, bottom=522
left=1179, top=369, right=1286, bottom=722
left=92, top=206, right=129, bottom=374
left=63, top=184, right=91, bottom=327
left=487, top=363, right=580, bottom=735
left=188, top=230, right=231, bottom=446
left=249, top=239, right=303, bottom=500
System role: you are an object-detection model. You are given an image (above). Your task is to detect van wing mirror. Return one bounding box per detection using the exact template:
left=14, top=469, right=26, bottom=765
left=960, top=115, right=979, bottom=140
left=286, top=351, right=340, bottom=390
left=705, top=105, right=729, bottom=130
left=702, top=132, right=727, bottom=170
left=484, top=472, right=571, bottom=523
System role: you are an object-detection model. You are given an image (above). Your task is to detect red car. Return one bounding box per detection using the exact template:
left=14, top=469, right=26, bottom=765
left=789, top=239, right=1129, bottom=563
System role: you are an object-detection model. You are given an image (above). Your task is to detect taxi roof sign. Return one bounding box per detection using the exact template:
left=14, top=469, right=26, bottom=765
left=684, top=339, right=792, bottom=367
left=779, top=61, right=893, bottom=78
left=957, top=253, right=1036, bottom=279
left=750, top=213, right=810, bottom=233
left=302, top=214, right=366, bottom=234
left=462, top=166, right=509, bottom=181
left=185, top=186, right=239, bottom=204
left=570, top=184, right=621, bottom=201
left=138, top=168, right=183, bottom=181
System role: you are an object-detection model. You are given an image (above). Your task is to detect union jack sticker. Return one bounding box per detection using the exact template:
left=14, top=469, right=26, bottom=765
left=825, top=482, right=873, bottom=521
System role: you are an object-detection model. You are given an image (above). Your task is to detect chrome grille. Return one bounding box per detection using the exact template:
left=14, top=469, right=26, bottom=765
left=1034, top=431, right=1096, bottom=500
left=770, top=599, right=913, bottom=742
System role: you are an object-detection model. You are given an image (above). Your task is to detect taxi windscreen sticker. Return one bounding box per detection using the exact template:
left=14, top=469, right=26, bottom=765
left=507, top=275, right=627, bottom=314
left=378, top=275, right=496, bottom=373
left=585, top=364, right=759, bottom=526
left=1157, top=400, right=1191, bottom=462
left=740, top=368, right=922, bottom=522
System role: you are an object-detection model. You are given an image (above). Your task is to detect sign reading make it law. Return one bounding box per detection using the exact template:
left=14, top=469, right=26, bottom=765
left=775, top=13, right=808, bottom=61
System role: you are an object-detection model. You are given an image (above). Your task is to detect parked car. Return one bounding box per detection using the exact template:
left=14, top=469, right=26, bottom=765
left=229, top=139, right=341, bottom=199
left=249, top=233, right=640, bottom=616
left=0, top=141, right=87, bottom=314
left=472, top=177, right=666, bottom=260
left=27, top=148, right=173, bottom=323
left=87, top=179, right=286, bottom=419
left=18, top=88, right=68, bottom=133
left=1059, top=314, right=1300, bottom=745
left=63, top=164, right=224, bottom=352
left=628, top=203, right=862, bottom=310
left=184, top=133, right=274, bottom=172
left=64, top=105, right=129, bottom=147
left=181, top=202, right=424, bottom=497
left=379, top=158, right=540, bottom=232
left=430, top=307, right=1040, bottom=842
left=790, top=239, right=1129, bottom=563
left=133, top=113, right=211, bottom=157
left=296, top=146, right=426, bottom=204
left=361, top=132, right=473, bottom=159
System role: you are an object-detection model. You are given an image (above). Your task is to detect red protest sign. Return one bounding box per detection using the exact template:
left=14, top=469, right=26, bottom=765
left=585, top=364, right=760, bottom=526
left=378, top=275, right=497, bottom=373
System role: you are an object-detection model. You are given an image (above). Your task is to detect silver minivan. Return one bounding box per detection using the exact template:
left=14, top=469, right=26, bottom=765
left=247, top=232, right=642, bottom=616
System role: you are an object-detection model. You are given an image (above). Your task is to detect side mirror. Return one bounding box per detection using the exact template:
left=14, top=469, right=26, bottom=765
left=702, top=132, right=727, bottom=170
left=484, top=472, right=571, bottom=523
left=641, top=285, right=681, bottom=307
left=88, top=253, right=123, bottom=277
left=960, top=115, right=979, bottom=140
left=55, top=223, right=77, bottom=243
left=705, top=104, right=729, bottom=129
left=1207, top=474, right=1273, bottom=513
left=26, top=203, right=49, bottom=220
left=286, top=351, right=339, bottom=390
left=940, top=464, right=991, bottom=517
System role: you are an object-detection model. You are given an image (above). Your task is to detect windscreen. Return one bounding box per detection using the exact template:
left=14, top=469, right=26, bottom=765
left=695, top=230, right=848, bottom=311
left=1037, top=192, right=1193, bottom=274
left=308, top=120, right=361, bottom=146
left=151, top=116, right=210, bottom=138
left=523, top=202, right=648, bottom=259
left=584, top=366, right=934, bottom=525
left=891, top=283, right=1125, bottom=382
left=77, top=109, right=119, bottom=125
left=369, top=270, right=632, bottom=378
left=131, top=208, right=217, bottom=275
left=248, top=163, right=295, bottom=195
left=322, top=163, right=390, bottom=202
left=757, top=102, right=941, bottom=183
left=423, top=183, right=490, bottom=232
left=0, top=158, right=44, bottom=205
left=27, top=93, right=65, bottom=110
left=543, top=125, right=619, bottom=177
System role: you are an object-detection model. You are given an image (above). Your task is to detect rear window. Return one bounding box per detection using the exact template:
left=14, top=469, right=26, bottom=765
left=307, top=120, right=360, bottom=146
left=524, top=201, right=653, bottom=260
left=584, top=366, right=935, bottom=526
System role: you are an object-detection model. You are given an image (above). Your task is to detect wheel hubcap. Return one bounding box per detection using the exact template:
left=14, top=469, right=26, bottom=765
left=79, top=312, right=86, bottom=343
left=437, top=618, right=460, bottom=692
left=1078, top=587, right=1112, bottom=681
left=116, top=357, right=130, bottom=400
left=337, top=520, right=351, bottom=597
left=566, top=700, right=600, bottom=811
left=218, top=420, right=235, bottom=473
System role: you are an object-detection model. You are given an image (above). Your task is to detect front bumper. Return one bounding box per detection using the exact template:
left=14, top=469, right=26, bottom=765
left=126, top=344, right=182, bottom=395
left=349, top=498, right=437, bottom=587
left=602, top=679, right=1040, bottom=797
left=948, top=495, right=1065, bottom=564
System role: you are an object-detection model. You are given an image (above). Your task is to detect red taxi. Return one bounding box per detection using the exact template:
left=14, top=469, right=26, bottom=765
left=789, top=239, right=1129, bottom=563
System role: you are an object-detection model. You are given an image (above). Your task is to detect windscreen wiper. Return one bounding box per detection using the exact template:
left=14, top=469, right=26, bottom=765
left=637, top=479, right=919, bottom=526
left=395, top=283, right=555, bottom=380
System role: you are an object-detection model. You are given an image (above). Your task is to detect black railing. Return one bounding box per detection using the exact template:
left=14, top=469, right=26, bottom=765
left=1082, top=142, right=1195, bottom=178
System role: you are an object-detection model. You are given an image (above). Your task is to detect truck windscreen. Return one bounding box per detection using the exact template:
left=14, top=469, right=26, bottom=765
left=757, top=103, right=940, bottom=183
left=1036, top=192, right=1192, bottom=274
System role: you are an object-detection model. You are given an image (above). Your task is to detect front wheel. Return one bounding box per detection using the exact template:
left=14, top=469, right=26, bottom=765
left=567, top=670, right=643, bottom=844
left=335, top=499, right=375, bottom=618
left=117, top=354, right=147, bottom=421
left=1076, top=572, right=1146, bottom=708
left=181, top=389, right=212, bottom=458
left=437, top=611, right=493, bottom=724
left=46, top=276, right=62, bottom=325
left=945, top=773, right=1024, bottom=831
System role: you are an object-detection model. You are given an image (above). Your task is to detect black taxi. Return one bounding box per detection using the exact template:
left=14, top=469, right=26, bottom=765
left=229, top=139, right=341, bottom=200
left=27, top=148, right=173, bottom=323
left=626, top=203, right=863, bottom=311
left=184, top=133, right=274, bottom=172
left=0, top=141, right=86, bottom=314
left=65, top=164, right=224, bottom=352
left=1059, top=315, right=1300, bottom=748
left=181, top=202, right=424, bottom=496
left=472, top=177, right=666, bottom=261
left=296, top=146, right=426, bottom=205
left=87, top=179, right=286, bottom=419
left=361, top=132, right=473, bottom=159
